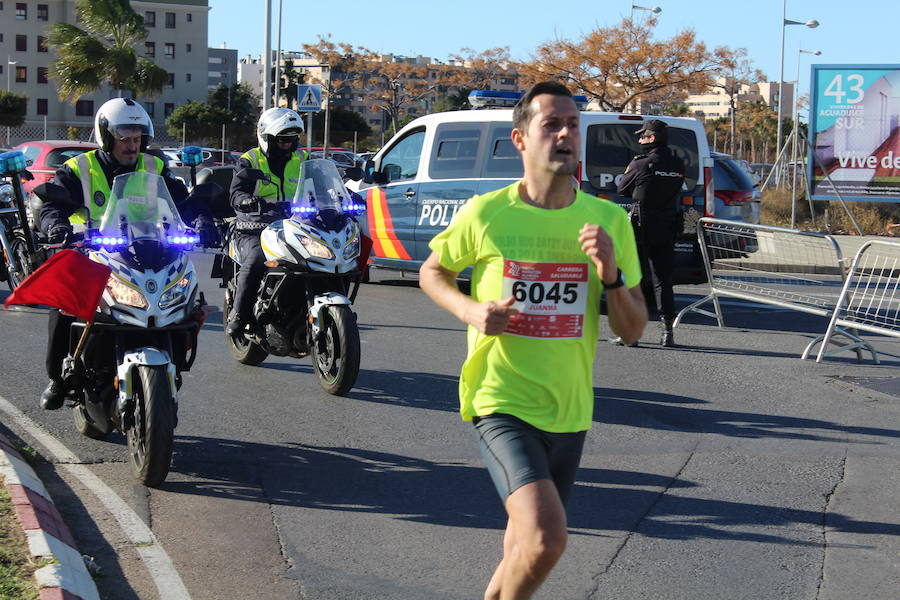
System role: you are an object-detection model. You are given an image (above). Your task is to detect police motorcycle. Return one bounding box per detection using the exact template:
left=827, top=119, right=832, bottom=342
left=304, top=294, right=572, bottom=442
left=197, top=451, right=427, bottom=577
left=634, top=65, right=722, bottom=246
left=0, top=151, right=43, bottom=289
left=60, top=171, right=208, bottom=487
left=214, top=159, right=365, bottom=396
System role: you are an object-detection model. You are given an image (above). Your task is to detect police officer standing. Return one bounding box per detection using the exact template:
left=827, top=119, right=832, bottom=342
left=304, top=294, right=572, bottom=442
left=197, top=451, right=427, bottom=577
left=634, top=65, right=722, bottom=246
left=37, top=97, right=217, bottom=409
left=616, top=119, right=685, bottom=347
left=226, top=107, right=307, bottom=336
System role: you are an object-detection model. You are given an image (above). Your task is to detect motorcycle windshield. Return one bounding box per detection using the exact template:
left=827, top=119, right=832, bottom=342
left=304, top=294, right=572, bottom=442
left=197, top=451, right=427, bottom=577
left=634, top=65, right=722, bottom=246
left=289, top=158, right=351, bottom=221
left=97, top=172, right=189, bottom=245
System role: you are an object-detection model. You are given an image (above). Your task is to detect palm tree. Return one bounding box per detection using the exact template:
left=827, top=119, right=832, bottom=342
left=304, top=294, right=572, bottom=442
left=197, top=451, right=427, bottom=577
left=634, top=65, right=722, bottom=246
left=47, top=0, right=169, bottom=102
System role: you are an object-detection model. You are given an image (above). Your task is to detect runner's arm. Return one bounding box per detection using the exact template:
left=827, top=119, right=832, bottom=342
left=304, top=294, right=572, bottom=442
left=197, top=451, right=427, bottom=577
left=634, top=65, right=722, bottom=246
left=419, top=252, right=517, bottom=335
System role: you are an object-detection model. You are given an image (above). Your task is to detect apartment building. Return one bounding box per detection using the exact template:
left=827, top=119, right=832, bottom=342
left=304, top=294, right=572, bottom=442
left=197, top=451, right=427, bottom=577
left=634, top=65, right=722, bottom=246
left=684, top=79, right=795, bottom=121
left=0, top=0, right=209, bottom=144
left=208, top=43, right=237, bottom=91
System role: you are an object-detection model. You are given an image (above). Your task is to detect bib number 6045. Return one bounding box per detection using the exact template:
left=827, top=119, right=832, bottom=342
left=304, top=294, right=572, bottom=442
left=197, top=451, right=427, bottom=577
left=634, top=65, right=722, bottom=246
left=511, top=281, right=578, bottom=304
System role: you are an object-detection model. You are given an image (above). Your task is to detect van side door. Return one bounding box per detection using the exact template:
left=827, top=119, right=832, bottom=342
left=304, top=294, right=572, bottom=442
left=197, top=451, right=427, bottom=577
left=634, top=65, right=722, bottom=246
left=362, top=129, right=425, bottom=267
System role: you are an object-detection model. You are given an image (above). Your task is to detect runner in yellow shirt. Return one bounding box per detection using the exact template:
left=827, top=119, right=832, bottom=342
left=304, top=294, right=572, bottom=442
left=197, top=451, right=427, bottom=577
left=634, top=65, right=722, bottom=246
left=419, top=81, right=648, bottom=600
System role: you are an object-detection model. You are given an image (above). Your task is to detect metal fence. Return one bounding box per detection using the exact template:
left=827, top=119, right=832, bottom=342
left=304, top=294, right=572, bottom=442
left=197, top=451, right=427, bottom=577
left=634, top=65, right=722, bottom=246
left=676, top=218, right=880, bottom=361
left=818, top=240, right=900, bottom=363
left=3, top=122, right=184, bottom=147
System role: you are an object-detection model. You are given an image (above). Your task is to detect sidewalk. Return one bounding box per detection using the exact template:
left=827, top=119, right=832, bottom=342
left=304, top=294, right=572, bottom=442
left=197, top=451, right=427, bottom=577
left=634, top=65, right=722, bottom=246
left=0, top=431, right=100, bottom=600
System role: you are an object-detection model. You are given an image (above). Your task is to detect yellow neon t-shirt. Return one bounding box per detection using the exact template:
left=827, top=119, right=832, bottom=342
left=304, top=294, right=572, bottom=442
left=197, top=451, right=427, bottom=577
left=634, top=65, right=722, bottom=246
left=429, top=183, right=641, bottom=433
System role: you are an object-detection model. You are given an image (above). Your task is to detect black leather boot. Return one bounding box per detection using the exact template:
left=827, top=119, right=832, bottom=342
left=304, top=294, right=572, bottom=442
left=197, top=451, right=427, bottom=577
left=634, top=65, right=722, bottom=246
left=40, top=379, right=66, bottom=410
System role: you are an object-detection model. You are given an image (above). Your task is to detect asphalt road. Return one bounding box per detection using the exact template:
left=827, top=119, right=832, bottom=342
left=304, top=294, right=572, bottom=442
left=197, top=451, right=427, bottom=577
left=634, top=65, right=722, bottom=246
left=1, top=250, right=898, bottom=600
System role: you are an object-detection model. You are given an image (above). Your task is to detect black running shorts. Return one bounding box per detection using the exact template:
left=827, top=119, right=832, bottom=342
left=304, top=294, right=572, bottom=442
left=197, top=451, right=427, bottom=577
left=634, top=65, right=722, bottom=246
left=473, top=413, right=586, bottom=505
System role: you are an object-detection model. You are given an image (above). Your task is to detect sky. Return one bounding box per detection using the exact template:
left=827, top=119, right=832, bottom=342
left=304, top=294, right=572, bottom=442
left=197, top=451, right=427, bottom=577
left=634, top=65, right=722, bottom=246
left=209, top=0, right=891, bottom=110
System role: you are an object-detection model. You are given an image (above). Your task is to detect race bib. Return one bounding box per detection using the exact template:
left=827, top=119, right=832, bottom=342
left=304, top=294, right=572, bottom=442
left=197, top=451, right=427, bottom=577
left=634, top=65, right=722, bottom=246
left=501, top=260, right=588, bottom=339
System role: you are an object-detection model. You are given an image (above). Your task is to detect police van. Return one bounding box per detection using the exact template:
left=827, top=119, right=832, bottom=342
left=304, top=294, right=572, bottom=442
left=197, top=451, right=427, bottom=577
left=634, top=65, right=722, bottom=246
left=350, top=90, right=715, bottom=284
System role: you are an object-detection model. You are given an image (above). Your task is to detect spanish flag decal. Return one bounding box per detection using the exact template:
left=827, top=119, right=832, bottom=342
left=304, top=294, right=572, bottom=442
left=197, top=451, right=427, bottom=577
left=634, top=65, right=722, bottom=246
left=366, top=187, right=411, bottom=260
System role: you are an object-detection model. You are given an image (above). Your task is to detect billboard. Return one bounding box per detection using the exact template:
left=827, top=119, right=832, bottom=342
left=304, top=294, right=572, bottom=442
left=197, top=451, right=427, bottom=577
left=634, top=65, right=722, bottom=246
left=809, top=64, right=900, bottom=202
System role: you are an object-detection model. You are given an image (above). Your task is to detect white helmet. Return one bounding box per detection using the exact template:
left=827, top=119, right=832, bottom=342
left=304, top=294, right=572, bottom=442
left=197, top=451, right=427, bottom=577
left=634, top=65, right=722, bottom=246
left=94, top=98, right=154, bottom=153
left=257, top=107, right=304, bottom=155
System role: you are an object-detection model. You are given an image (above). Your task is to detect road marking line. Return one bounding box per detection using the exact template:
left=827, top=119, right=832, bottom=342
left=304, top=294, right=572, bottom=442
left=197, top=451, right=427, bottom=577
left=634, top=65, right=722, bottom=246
left=0, top=393, right=192, bottom=599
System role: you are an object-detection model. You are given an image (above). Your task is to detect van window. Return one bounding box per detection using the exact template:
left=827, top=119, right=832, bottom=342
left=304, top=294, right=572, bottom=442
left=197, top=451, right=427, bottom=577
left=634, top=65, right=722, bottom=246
left=429, top=124, right=481, bottom=179
left=381, top=129, right=425, bottom=183
left=483, top=125, right=523, bottom=178
left=585, top=124, right=700, bottom=192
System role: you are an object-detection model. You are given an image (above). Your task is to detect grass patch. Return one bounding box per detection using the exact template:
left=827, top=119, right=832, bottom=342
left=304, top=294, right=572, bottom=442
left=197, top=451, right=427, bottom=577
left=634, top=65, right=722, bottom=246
left=0, top=477, right=40, bottom=600
left=761, top=189, right=900, bottom=235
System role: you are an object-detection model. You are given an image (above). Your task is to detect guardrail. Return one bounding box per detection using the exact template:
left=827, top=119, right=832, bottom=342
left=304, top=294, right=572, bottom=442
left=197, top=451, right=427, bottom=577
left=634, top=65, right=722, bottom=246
left=675, top=218, right=880, bottom=362
left=818, top=240, right=900, bottom=363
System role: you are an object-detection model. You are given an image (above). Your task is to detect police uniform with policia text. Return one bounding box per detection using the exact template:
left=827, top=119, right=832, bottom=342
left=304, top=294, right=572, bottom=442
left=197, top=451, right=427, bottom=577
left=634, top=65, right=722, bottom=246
left=617, top=118, right=685, bottom=347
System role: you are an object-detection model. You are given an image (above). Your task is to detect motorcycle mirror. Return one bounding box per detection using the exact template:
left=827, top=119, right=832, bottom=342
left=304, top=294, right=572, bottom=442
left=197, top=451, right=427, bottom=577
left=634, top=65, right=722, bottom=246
left=343, top=166, right=363, bottom=182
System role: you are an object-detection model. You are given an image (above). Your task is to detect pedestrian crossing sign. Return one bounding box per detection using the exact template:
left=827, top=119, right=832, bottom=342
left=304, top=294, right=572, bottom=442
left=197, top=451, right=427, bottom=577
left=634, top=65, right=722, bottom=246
left=296, top=85, right=322, bottom=112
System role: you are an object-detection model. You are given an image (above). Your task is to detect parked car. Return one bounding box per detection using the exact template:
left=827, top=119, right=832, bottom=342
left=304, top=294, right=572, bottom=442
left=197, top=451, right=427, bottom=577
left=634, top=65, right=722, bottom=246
left=11, top=140, right=97, bottom=196
left=712, top=152, right=760, bottom=224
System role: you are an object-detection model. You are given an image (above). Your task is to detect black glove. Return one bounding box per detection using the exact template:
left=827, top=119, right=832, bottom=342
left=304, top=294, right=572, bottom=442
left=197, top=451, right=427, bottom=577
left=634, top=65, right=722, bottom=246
left=235, top=197, right=260, bottom=213
left=193, top=217, right=220, bottom=247
left=47, top=224, right=72, bottom=244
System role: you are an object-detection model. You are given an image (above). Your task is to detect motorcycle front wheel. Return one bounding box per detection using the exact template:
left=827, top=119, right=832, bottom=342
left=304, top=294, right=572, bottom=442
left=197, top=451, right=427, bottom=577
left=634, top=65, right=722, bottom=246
left=6, top=233, right=36, bottom=290
left=311, top=304, right=360, bottom=396
left=126, top=365, right=175, bottom=488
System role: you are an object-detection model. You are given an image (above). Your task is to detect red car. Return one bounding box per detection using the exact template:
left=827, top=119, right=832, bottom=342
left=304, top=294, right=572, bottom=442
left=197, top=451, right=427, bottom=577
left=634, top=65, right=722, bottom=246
left=12, top=140, right=98, bottom=195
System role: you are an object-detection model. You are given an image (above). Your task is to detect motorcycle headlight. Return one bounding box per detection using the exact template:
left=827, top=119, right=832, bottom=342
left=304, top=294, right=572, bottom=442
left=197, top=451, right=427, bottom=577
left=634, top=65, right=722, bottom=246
left=106, top=276, right=148, bottom=308
left=299, top=235, right=335, bottom=259
left=159, top=273, right=193, bottom=310
left=343, top=236, right=360, bottom=260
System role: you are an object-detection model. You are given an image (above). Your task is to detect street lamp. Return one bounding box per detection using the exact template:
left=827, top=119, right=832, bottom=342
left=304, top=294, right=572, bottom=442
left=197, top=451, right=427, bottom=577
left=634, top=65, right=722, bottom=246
left=790, top=48, right=821, bottom=227
left=632, top=4, right=662, bottom=14
left=776, top=0, right=818, bottom=185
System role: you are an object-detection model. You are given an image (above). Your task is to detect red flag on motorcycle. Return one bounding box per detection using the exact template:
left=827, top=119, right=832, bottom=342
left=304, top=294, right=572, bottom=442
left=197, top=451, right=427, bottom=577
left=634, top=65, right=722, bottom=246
left=358, top=233, right=373, bottom=274
left=4, top=249, right=112, bottom=321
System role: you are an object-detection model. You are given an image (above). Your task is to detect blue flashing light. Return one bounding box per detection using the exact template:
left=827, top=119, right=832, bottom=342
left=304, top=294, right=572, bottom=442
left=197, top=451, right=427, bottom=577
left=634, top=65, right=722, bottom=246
left=344, top=203, right=365, bottom=213
left=93, top=236, right=127, bottom=247
left=292, top=206, right=317, bottom=215
left=180, top=146, right=203, bottom=167
left=468, top=89, right=590, bottom=111
left=166, top=235, right=199, bottom=245
left=0, top=151, right=27, bottom=176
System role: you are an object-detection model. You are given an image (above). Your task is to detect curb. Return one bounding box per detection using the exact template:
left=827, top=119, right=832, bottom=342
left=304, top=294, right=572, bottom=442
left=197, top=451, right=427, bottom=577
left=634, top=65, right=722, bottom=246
left=0, top=432, right=100, bottom=600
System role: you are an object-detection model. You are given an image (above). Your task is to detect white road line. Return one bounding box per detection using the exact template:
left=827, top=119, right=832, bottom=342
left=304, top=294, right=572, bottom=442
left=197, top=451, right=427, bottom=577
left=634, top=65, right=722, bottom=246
left=0, top=393, right=192, bottom=599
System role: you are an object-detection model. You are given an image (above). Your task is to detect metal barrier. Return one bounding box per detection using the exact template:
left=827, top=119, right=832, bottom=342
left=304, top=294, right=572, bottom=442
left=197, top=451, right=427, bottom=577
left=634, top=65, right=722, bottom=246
left=676, top=218, right=878, bottom=361
left=818, top=240, right=900, bottom=363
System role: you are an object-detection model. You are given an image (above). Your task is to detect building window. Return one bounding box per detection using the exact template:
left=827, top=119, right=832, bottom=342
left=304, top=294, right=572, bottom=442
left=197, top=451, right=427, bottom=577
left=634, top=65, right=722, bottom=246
left=15, top=66, right=26, bottom=82
left=144, top=11, right=154, bottom=26
left=164, top=43, right=174, bottom=59
left=15, top=34, right=25, bottom=51
left=186, top=43, right=192, bottom=53
left=164, top=102, right=175, bottom=117
left=167, top=73, right=175, bottom=88
left=144, top=41, right=154, bottom=57
left=145, top=102, right=154, bottom=117
left=186, top=73, right=191, bottom=82
left=37, top=3, right=47, bottom=20
left=37, top=98, right=48, bottom=115
left=186, top=13, right=192, bottom=22
left=37, top=36, right=47, bottom=52
left=165, top=12, right=175, bottom=28
left=37, top=67, right=47, bottom=83
left=75, top=100, right=94, bottom=116
left=15, top=2, right=25, bottom=19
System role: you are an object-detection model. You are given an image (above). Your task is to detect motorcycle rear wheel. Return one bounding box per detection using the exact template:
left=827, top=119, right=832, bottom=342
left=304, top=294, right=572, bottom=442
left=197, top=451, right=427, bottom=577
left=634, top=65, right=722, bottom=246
left=73, top=387, right=112, bottom=439
left=311, top=305, right=360, bottom=396
left=126, top=365, right=175, bottom=488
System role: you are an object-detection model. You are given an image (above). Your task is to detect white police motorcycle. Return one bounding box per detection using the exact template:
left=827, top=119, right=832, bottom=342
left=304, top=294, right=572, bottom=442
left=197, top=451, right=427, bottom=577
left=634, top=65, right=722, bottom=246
left=64, top=171, right=207, bottom=487
left=216, top=159, right=364, bottom=396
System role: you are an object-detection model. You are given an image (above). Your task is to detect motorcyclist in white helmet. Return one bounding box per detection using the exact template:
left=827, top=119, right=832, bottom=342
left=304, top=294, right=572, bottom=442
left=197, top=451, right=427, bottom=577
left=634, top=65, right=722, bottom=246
left=36, top=97, right=217, bottom=409
left=226, top=107, right=308, bottom=336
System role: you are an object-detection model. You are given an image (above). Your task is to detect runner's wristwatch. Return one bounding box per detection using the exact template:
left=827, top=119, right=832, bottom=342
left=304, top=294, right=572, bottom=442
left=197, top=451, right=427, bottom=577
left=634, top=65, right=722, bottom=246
left=603, top=269, right=625, bottom=290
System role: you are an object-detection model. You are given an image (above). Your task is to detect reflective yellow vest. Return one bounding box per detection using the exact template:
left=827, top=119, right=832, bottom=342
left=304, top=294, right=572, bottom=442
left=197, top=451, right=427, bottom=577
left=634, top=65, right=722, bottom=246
left=241, top=147, right=307, bottom=201
left=64, top=150, right=163, bottom=226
